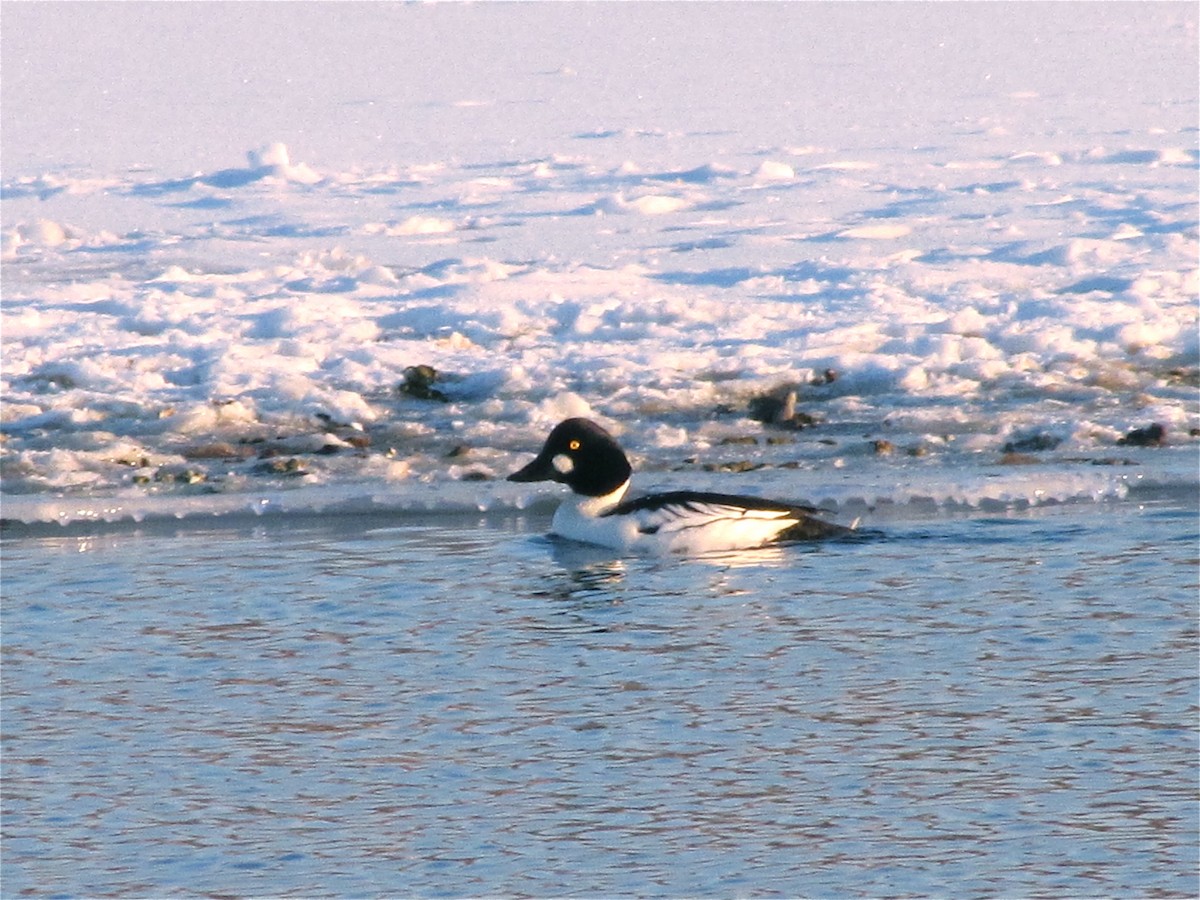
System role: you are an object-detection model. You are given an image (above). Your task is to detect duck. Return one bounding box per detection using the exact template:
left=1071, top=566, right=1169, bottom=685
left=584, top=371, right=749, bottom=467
left=507, top=417, right=853, bottom=553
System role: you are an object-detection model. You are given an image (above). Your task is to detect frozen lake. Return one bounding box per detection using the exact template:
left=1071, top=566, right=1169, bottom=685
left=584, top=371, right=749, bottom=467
left=2, top=3, right=1196, bottom=517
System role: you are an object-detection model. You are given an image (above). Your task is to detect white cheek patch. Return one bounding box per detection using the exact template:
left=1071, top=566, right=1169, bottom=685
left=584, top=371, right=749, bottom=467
left=551, top=453, right=575, bottom=475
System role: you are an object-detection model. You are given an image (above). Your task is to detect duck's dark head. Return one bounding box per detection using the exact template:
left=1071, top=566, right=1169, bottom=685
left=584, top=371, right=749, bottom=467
left=507, top=417, right=632, bottom=497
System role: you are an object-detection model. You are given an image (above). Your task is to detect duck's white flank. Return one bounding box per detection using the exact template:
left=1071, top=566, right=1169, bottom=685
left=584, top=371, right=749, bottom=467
left=549, top=480, right=812, bottom=554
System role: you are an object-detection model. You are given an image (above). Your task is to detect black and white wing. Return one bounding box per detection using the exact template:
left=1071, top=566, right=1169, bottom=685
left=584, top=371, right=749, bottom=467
left=605, top=491, right=847, bottom=542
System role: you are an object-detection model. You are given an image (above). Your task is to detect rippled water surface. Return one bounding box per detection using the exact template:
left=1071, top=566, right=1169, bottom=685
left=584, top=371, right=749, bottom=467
left=3, top=499, right=1197, bottom=898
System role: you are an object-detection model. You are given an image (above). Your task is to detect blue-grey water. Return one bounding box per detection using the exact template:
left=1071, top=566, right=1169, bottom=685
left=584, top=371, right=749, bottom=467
left=2, top=497, right=1197, bottom=898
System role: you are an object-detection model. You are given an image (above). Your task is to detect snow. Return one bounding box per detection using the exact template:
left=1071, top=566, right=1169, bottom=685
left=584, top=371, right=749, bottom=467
left=2, top=3, right=1197, bottom=526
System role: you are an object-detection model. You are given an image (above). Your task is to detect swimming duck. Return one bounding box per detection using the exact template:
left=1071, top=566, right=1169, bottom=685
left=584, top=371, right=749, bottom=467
left=508, top=417, right=852, bottom=553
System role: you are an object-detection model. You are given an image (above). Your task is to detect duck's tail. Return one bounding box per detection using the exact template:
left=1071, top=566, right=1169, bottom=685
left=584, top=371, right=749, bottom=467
left=778, top=512, right=857, bottom=542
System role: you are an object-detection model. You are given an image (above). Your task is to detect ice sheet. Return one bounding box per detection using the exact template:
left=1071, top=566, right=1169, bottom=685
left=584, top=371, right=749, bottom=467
left=3, top=3, right=1197, bottom=526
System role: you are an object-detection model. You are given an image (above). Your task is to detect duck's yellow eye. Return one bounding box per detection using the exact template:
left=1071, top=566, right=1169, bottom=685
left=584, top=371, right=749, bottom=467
left=569, top=439, right=581, bottom=451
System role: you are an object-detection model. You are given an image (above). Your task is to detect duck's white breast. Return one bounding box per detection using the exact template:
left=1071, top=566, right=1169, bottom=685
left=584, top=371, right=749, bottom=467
left=549, top=485, right=639, bottom=550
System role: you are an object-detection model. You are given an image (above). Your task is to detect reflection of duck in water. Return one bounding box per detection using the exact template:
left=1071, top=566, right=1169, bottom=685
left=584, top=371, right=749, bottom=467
left=508, top=418, right=854, bottom=554
left=541, top=550, right=628, bottom=606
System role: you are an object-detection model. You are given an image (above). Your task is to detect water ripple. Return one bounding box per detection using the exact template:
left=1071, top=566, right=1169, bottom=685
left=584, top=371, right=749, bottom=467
left=3, top=504, right=1196, bottom=897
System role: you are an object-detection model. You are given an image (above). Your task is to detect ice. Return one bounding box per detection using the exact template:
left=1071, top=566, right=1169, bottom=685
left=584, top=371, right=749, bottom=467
left=2, top=3, right=1197, bottom=526
left=838, top=224, right=913, bottom=240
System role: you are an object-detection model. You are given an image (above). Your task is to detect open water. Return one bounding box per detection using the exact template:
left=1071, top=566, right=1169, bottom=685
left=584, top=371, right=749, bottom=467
left=2, top=493, right=1196, bottom=898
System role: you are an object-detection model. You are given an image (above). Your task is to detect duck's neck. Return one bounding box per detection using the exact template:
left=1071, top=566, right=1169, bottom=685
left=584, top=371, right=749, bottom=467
left=569, top=479, right=631, bottom=517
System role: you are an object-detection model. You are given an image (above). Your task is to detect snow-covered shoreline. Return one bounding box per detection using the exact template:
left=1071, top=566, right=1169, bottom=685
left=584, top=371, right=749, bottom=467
left=3, top=3, right=1196, bottom=526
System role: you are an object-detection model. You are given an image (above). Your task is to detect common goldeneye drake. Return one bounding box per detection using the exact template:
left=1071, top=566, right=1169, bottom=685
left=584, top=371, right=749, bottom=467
left=508, top=417, right=852, bottom=553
